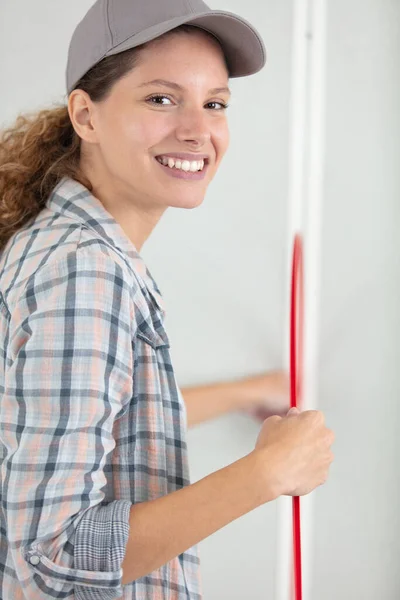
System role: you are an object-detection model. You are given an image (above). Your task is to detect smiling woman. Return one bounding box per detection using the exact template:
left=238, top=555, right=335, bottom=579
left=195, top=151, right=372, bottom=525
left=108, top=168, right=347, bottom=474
left=0, top=1, right=335, bottom=600
left=68, top=26, right=232, bottom=236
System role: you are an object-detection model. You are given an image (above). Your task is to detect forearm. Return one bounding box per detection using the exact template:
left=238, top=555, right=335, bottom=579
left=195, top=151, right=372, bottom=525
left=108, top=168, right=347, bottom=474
left=121, top=449, right=277, bottom=585
left=181, top=377, right=255, bottom=428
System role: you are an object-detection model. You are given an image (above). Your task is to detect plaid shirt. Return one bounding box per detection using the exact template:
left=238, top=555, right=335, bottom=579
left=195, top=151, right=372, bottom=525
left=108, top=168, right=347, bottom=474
left=0, top=177, right=202, bottom=599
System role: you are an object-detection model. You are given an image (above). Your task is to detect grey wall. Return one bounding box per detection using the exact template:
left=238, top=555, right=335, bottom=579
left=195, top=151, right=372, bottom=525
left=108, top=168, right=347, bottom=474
left=1, top=1, right=399, bottom=599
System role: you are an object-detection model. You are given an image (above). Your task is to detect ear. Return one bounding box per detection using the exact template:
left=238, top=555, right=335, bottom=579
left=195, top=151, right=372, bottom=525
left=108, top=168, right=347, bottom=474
left=68, top=89, right=99, bottom=144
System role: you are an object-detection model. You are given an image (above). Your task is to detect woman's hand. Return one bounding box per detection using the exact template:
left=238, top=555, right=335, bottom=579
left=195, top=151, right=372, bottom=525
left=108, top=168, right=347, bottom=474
left=181, top=370, right=290, bottom=428
left=254, top=408, right=335, bottom=497
left=238, top=370, right=290, bottom=421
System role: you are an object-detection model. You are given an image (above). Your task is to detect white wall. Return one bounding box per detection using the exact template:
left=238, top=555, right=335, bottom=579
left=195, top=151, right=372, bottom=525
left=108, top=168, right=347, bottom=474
left=312, top=1, right=400, bottom=598
left=1, top=1, right=399, bottom=599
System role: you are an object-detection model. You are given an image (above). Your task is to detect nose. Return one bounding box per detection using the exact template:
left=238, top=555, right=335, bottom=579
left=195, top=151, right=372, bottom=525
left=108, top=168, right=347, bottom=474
left=174, top=107, right=211, bottom=147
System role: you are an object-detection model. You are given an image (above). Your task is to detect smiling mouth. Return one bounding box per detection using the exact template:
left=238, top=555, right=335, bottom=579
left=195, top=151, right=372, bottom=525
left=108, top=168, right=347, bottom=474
left=154, top=156, right=209, bottom=181
left=155, top=155, right=209, bottom=172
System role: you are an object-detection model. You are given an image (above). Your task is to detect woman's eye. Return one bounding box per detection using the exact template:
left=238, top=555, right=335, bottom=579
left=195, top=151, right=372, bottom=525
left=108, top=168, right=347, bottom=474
left=206, top=101, right=229, bottom=111
left=147, top=95, right=173, bottom=105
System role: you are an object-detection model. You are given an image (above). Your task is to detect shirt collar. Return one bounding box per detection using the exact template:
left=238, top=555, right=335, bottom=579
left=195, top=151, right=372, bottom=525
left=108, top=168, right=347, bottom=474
left=46, top=176, right=166, bottom=317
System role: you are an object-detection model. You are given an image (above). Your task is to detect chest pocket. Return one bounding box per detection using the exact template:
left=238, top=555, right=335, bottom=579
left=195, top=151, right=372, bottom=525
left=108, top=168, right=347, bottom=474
left=135, top=301, right=170, bottom=349
left=136, top=324, right=170, bottom=350
left=132, top=280, right=170, bottom=350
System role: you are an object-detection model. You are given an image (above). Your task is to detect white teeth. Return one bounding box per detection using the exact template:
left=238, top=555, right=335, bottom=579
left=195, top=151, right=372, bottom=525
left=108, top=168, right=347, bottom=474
left=157, top=156, right=206, bottom=172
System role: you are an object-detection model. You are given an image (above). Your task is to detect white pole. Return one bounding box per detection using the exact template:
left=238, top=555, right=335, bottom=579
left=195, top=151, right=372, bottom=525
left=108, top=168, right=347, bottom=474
left=301, top=0, right=326, bottom=595
left=275, top=0, right=309, bottom=597
left=275, top=0, right=327, bottom=599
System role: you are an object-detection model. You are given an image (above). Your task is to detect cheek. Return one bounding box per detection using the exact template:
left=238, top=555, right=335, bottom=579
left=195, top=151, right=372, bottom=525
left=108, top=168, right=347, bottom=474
left=95, top=114, right=134, bottom=168
left=99, top=110, right=163, bottom=159
left=120, top=114, right=173, bottom=157
left=214, top=120, right=230, bottom=157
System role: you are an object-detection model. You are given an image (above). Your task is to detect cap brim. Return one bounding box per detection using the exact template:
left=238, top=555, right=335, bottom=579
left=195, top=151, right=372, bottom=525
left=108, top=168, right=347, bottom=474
left=188, top=11, right=267, bottom=77
left=105, top=10, right=267, bottom=78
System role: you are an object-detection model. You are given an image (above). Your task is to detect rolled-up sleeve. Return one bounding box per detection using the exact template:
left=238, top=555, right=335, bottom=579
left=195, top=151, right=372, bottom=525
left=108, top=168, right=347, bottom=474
left=2, top=245, right=135, bottom=599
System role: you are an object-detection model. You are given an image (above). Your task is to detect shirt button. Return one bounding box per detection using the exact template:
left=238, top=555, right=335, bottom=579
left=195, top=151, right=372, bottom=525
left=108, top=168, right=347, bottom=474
left=29, top=555, right=41, bottom=566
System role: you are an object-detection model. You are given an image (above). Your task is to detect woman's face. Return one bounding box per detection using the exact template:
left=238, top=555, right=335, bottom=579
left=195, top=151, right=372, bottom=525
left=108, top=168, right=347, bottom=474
left=82, top=30, right=231, bottom=214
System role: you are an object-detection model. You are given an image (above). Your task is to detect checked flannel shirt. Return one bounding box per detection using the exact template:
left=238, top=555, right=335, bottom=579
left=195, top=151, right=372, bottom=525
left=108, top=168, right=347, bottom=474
left=0, top=176, right=202, bottom=599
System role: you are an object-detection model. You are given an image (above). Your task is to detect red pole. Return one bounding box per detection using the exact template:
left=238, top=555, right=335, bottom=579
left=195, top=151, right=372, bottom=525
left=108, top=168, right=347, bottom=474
left=290, top=234, right=304, bottom=600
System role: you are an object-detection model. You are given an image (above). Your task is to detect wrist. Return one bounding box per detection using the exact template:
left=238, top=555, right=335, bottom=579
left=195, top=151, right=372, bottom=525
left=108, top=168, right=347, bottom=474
left=244, top=447, right=282, bottom=506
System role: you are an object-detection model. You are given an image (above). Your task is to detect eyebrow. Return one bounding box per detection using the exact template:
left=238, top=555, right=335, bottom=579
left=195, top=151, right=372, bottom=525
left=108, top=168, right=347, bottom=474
left=137, top=79, right=231, bottom=96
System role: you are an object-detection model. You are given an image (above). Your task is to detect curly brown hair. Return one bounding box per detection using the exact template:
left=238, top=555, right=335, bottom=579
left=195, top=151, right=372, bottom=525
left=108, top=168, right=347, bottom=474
left=0, top=25, right=227, bottom=254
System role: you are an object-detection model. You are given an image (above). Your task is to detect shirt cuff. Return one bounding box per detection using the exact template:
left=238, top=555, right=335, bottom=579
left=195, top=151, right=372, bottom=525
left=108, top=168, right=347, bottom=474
left=23, top=500, right=132, bottom=600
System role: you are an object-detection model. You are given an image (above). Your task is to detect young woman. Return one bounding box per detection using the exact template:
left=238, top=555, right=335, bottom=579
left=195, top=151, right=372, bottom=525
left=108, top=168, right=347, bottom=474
left=0, top=1, right=334, bottom=598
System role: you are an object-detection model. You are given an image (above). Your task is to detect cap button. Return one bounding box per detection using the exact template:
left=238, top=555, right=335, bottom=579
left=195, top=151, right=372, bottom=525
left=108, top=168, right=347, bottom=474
left=29, top=555, right=41, bottom=566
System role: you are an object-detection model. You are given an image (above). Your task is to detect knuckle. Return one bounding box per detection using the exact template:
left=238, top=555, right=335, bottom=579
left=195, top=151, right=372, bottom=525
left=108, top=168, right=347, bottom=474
left=303, top=410, right=317, bottom=421
left=309, top=410, right=324, bottom=425
left=268, top=415, right=282, bottom=424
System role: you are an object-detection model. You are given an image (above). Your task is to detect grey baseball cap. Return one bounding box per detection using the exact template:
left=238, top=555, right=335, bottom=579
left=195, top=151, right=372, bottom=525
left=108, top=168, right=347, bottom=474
left=66, top=0, right=267, bottom=95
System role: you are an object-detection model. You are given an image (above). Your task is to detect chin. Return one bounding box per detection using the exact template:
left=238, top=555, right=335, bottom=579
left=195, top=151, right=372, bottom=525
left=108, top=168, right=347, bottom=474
left=165, top=192, right=206, bottom=210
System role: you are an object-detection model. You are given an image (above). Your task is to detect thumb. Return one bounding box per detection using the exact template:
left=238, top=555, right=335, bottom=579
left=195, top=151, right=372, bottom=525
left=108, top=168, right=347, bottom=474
left=286, top=407, right=300, bottom=417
